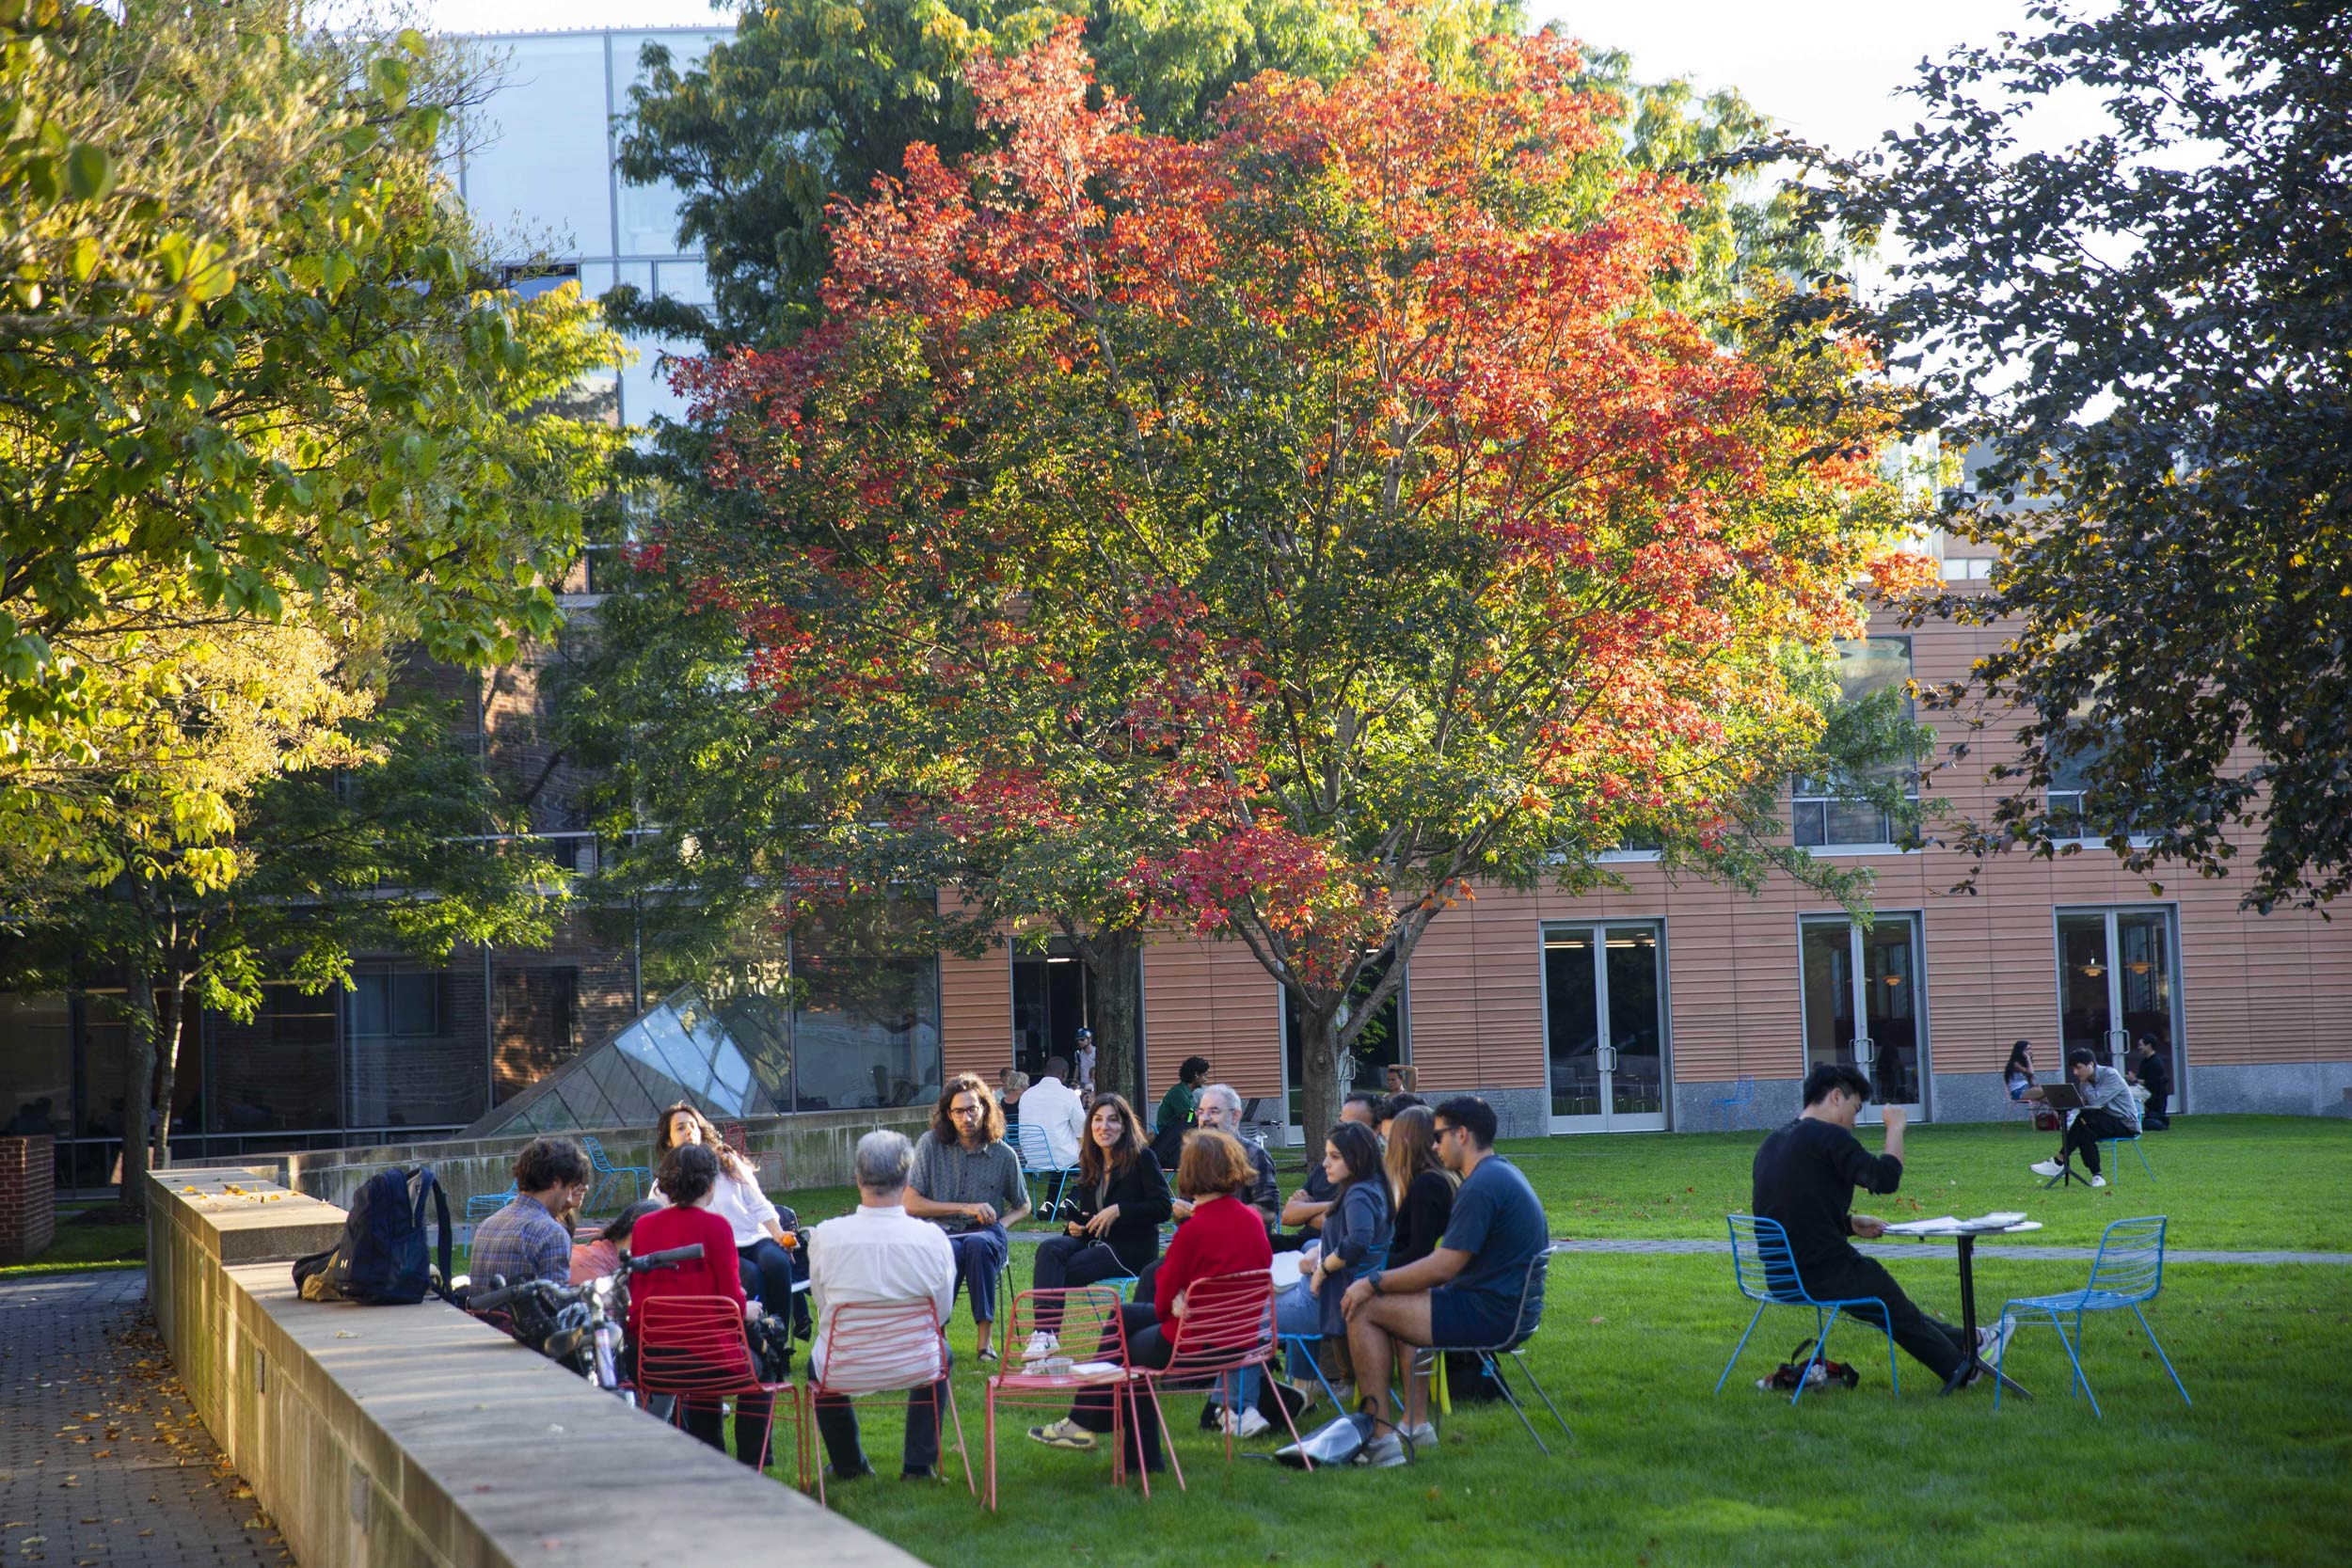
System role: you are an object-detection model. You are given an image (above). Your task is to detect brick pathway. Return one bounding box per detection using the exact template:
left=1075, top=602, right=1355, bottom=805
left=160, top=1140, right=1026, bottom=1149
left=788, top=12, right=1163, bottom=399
left=1548, top=1237, right=2352, bottom=1265
left=0, top=1271, right=286, bottom=1568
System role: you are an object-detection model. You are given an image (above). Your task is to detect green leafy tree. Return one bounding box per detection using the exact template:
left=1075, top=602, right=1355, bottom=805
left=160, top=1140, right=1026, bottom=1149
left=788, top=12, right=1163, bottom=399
left=1804, top=0, right=2352, bottom=910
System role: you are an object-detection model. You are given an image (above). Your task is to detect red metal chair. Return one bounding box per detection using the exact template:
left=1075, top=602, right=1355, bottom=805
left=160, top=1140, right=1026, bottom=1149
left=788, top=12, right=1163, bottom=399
left=720, top=1121, right=787, bottom=1189
left=980, top=1285, right=1145, bottom=1508
left=800, top=1299, right=972, bottom=1505
left=1135, top=1269, right=1311, bottom=1488
left=635, top=1296, right=806, bottom=1485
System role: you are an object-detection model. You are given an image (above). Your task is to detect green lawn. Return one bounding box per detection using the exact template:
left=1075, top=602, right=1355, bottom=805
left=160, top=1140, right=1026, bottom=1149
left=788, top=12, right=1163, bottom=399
left=730, top=1117, right=2351, bottom=1568
left=0, top=1203, right=147, bottom=1276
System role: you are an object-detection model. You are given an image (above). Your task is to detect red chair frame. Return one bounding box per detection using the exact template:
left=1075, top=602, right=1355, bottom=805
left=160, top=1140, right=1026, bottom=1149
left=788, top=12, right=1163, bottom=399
left=800, top=1299, right=973, bottom=1505
left=635, top=1295, right=806, bottom=1486
left=720, top=1121, right=788, bottom=1189
left=1134, top=1269, right=1311, bottom=1488
left=981, top=1285, right=1146, bottom=1508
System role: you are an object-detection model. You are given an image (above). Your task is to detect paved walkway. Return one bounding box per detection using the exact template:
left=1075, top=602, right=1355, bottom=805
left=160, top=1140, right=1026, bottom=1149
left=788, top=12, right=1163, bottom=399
left=0, top=1271, right=285, bottom=1568
left=1548, top=1237, right=2352, bottom=1265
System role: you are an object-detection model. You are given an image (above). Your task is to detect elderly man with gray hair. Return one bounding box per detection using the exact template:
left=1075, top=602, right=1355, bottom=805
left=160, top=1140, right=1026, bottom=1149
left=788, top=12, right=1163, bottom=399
left=806, top=1129, right=959, bottom=1481
left=1176, top=1085, right=1280, bottom=1231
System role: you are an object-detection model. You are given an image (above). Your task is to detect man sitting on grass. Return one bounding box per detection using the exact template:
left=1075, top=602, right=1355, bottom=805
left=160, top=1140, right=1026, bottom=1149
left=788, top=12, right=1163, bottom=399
left=1337, top=1095, right=1549, bottom=1464
left=1756, top=1064, right=2011, bottom=1389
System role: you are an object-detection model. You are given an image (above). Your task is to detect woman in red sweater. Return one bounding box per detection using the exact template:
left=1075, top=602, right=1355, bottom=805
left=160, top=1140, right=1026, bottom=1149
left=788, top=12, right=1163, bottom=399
left=628, top=1143, right=772, bottom=1466
left=1027, top=1129, right=1271, bottom=1475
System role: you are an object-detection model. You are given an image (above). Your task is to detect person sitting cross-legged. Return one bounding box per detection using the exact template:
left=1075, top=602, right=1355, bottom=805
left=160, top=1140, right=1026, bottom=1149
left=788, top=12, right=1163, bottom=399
left=904, top=1073, right=1030, bottom=1361
left=2031, top=1049, right=2144, bottom=1186
left=1024, top=1093, right=1172, bottom=1354
left=1758, top=1064, right=2014, bottom=1389
left=1025, top=1129, right=1272, bottom=1475
left=807, top=1130, right=959, bottom=1482
left=1339, top=1095, right=1548, bottom=1463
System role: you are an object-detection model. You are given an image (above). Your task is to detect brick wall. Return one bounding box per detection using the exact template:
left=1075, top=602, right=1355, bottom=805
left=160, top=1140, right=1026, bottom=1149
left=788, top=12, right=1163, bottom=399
left=0, top=1134, right=56, bottom=1262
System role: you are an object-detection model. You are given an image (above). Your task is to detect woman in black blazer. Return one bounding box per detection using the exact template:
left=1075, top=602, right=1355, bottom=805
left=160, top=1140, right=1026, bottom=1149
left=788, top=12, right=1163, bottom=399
left=1385, top=1106, right=1457, bottom=1268
left=1025, top=1093, right=1174, bottom=1347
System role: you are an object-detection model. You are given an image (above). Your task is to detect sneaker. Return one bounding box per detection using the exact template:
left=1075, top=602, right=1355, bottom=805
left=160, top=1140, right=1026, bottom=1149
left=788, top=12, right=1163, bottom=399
left=2090, top=1174, right=2107, bottom=1188
left=1025, top=1418, right=1097, bottom=1451
left=1401, top=1420, right=1438, bottom=1449
left=1977, top=1315, right=2019, bottom=1370
left=2029, top=1159, right=2064, bottom=1178
left=1223, top=1406, right=1272, bottom=1439
left=1357, top=1431, right=1409, bottom=1468
left=1022, top=1331, right=1059, bottom=1361
left=900, top=1465, right=938, bottom=1481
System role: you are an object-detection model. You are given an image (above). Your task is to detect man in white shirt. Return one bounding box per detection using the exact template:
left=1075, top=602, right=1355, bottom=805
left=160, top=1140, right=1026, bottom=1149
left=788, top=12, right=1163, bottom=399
left=1020, top=1054, right=1089, bottom=1169
left=809, top=1130, right=960, bottom=1481
left=1073, top=1029, right=1096, bottom=1094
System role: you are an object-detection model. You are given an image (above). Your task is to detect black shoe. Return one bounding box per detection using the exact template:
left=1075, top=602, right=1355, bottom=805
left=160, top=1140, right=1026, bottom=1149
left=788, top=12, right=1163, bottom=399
left=1199, top=1401, right=1224, bottom=1432
left=977, top=1343, right=1000, bottom=1364
left=900, top=1465, right=937, bottom=1481
left=826, top=1463, right=877, bottom=1482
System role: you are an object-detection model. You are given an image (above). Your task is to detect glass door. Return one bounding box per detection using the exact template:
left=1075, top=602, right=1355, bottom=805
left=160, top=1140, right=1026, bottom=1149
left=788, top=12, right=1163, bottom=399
left=1544, top=923, right=1669, bottom=1132
left=2055, top=907, right=2182, bottom=1092
left=1800, top=913, right=1929, bottom=1122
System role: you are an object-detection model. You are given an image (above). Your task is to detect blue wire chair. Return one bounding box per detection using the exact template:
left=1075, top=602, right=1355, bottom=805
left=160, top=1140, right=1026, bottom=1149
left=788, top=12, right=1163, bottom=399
left=1994, top=1214, right=2189, bottom=1417
left=580, top=1134, right=649, bottom=1212
left=465, top=1182, right=517, bottom=1223
left=1410, top=1244, right=1572, bottom=1453
left=1011, top=1121, right=1081, bottom=1227
left=1708, top=1076, right=1757, bottom=1132
left=1280, top=1243, right=1391, bottom=1413
left=1716, top=1215, right=1901, bottom=1406
left=2098, top=1132, right=2154, bottom=1182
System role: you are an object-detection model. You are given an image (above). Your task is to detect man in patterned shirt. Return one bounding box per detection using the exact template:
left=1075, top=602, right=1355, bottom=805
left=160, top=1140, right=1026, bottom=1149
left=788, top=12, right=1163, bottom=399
left=469, top=1137, right=592, bottom=1288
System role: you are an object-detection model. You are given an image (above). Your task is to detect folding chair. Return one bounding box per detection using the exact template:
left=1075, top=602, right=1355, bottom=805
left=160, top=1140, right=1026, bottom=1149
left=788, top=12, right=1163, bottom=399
left=801, top=1299, right=972, bottom=1505
left=1716, top=1216, right=1900, bottom=1406
left=1134, top=1270, right=1313, bottom=1486
left=635, top=1296, right=805, bottom=1484
left=981, top=1285, right=1144, bottom=1507
left=1414, top=1244, right=1572, bottom=1451
left=1994, top=1214, right=2190, bottom=1418
left=580, top=1135, right=650, bottom=1211
left=1012, top=1121, right=1081, bottom=1225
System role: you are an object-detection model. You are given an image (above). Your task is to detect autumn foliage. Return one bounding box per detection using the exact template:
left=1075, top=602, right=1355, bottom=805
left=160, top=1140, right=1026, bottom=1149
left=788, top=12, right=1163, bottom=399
left=655, top=16, right=1930, bottom=1129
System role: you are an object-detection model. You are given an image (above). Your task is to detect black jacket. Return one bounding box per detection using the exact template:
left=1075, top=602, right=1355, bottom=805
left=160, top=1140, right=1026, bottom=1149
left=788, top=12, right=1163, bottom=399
left=1072, top=1148, right=1176, bottom=1273
left=1391, top=1167, right=1459, bottom=1270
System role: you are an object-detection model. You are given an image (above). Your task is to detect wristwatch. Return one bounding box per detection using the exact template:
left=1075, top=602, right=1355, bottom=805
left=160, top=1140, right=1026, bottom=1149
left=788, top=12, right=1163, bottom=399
left=1368, top=1270, right=1386, bottom=1297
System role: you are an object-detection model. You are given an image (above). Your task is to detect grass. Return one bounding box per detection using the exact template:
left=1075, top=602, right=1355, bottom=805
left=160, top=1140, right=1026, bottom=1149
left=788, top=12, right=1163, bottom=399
left=718, top=1116, right=2351, bottom=1568
left=0, top=1201, right=147, bottom=1277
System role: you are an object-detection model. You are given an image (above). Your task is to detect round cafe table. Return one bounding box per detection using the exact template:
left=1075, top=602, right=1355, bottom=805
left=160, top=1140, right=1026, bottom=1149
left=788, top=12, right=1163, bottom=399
left=1884, top=1217, right=2042, bottom=1397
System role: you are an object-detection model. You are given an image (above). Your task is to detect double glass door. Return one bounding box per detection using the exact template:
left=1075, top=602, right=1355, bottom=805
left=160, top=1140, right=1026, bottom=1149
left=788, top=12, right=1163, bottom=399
left=2056, top=907, right=2180, bottom=1082
left=1800, top=913, right=1928, bottom=1122
left=1544, top=924, right=1668, bottom=1132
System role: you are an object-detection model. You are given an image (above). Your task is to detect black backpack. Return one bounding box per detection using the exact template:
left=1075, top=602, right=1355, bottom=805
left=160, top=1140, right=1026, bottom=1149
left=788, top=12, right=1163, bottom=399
left=293, top=1165, right=453, bottom=1305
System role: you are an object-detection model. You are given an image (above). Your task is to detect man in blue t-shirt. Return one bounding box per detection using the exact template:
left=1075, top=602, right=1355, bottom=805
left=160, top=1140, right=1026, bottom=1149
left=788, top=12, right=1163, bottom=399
left=1340, top=1095, right=1549, bottom=1463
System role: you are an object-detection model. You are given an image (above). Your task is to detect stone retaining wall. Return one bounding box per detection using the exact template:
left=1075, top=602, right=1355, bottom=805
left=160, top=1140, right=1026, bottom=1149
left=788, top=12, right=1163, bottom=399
left=278, top=1104, right=930, bottom=1213
left=145, top=1167, right=919, bottom=1568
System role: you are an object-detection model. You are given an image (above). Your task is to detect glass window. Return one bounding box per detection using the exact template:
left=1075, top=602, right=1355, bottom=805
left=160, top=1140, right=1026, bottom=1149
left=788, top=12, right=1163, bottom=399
left=209, top=985, right=339, bottom=1134
left=0, top=993, right=72, bottom=1137
left=791, top=948, right=941, bottom=1112
left=346, top=965, right=483, bottom=1133
left=460, top=34, right=612, bottom=253
left=1793, top=637, right=1919, bottom=847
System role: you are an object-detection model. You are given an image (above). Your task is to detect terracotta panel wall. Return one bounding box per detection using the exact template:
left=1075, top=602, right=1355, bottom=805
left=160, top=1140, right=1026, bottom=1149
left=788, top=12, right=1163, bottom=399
left=939, top=947, right=1010, bottom=1084
left=1140, top=937, right=1281, bottom=1102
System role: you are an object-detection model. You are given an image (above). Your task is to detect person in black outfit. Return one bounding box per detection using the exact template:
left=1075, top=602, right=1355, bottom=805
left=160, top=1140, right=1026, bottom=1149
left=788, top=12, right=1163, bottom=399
left=1025, top=1093, right=1173, bottom=1347
left=1752, top=1065, right=2008, bottom=1390
left=2128, top=1037, right=2172, bottom=1130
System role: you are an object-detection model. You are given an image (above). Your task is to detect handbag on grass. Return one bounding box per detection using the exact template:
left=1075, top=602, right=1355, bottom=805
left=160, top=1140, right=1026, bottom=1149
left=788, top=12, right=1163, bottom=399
left=1757, top=1338, right=1861, bottom=1393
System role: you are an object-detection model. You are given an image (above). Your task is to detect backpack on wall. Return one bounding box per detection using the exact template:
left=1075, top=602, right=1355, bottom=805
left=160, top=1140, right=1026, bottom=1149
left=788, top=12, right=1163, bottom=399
left=293, top=1165, right=453, bottom=1305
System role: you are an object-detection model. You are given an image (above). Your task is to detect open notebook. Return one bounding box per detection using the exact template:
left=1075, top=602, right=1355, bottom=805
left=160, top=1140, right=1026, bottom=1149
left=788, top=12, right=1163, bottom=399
left=1881, top=1212, right=2029, bottom=1236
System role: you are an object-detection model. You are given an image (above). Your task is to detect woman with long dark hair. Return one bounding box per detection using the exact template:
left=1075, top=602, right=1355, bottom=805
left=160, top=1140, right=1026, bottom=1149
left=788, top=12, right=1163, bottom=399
left=651, top=1101, right=805, bottom=1333
left=1263, top=1119, right=1391, bottom=1413
left=1024, top=1093, right=1173, bottom=1349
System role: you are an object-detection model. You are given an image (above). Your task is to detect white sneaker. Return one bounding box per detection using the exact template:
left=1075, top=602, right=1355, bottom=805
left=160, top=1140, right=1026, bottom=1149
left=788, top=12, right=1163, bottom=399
left=2090, top=1174, right=2107, bottom=1189
left=1356, top=1431, right=1409, bottom=1467
left=1223, top=1406, right=1272, bottom=1438
left=1977, top=1315, right=2018, bottom=1370
left=1022, top=1331, right=1059, bottom=1361
left=2029, top=1159, right=2064, bottom=1178
left=1402, top=1421, right=1438, bottom=1449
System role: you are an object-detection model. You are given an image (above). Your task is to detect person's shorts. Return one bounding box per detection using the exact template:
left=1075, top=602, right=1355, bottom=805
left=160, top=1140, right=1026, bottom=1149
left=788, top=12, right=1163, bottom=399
left=1428, top=1285, right=1524, bottom=1350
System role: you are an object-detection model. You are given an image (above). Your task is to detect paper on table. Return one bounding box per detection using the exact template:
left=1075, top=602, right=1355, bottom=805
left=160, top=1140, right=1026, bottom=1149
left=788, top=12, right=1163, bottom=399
left=1881, top=1216, right=1963, bottom=1235
left=1070, top=1361, right=1124, bottom=1377
left=1968, top=1212, right=2028, bottom=1228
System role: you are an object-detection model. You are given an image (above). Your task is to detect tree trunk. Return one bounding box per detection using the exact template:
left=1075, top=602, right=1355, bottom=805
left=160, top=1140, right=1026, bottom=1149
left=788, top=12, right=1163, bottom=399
left=1295, top=1002, right=1344, bottom=1148
left=152, top=982, right=191, bottom=1170
left=118, top=970, right=160, bottom=1220
left=1076, top=924, right=1144, bottom=1109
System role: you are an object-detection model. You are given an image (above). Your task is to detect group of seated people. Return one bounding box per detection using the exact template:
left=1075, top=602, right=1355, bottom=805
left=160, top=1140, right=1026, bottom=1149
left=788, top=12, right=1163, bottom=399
left=467, top=1064, right=1550, bottom=1483
left=2002, top=1037, right=2158, bottom=1184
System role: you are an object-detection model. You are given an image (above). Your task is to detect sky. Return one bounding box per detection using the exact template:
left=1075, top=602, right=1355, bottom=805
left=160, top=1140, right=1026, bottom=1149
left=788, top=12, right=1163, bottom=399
left=416, top=0, right=2080, bottom=165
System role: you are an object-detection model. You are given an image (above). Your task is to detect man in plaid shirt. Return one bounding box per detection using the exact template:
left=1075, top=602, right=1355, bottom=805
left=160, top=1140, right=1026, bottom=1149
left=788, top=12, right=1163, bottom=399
left=469, top=1137, right=592, bottom=1288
